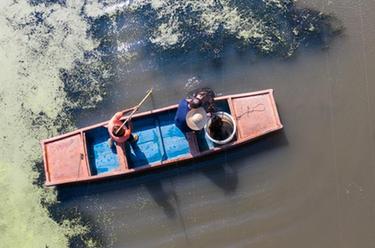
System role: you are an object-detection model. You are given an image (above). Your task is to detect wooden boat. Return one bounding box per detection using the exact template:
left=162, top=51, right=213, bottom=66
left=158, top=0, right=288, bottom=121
left=41, top=89, right=283, bottom=186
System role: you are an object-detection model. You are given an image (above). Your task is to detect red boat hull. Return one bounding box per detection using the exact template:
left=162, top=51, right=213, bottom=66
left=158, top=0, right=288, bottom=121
left=41, top=89, right=283, bottom=186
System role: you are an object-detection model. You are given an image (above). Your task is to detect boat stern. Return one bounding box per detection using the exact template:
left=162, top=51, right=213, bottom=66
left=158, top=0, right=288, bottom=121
left=41, top=133, right=90, bottom=186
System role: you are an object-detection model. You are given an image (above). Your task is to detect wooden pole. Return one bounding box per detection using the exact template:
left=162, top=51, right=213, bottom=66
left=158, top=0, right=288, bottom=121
left=115, top=88, right=153, bottom=135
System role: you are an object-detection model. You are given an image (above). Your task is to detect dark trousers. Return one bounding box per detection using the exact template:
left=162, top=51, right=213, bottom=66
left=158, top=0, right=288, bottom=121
left=127, top=133, right=135, bottom=142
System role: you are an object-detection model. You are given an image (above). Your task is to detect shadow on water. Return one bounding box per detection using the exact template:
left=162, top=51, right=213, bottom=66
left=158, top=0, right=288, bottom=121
left=201, top=159, right=239, bottom=195
left=144, top=178, right=191, bottom=244
left=34, top=126, right=288, bottom=247
left=57, top=129, right=288, bottom=202
left=199, top=129, right=288, bottom=192
left=143, top=180, right=176, bottom=218
left=126, top=142, right=178, bottom=217
left=51, top=129, right=288, bottom=247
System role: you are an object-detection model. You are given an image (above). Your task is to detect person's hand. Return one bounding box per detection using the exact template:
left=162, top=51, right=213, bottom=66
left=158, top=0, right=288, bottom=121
left=121, top=107, right=136, bottom=115
left=114, top=112, right=124, bottom=119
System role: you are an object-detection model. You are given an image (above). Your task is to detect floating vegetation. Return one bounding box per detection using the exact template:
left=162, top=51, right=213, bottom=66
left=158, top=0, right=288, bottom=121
left=135, top=0, right=343, bottom=57
left=0, top=0, right=104, bottom=247
left=81, top=0, right=342, bottom=68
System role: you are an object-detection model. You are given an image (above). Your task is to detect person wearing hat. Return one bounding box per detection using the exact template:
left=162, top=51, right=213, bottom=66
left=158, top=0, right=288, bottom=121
left=175, top=98, right=207, bottom=133
left=185, top=107, right=209, bottom=131
left=174, top=87, right=216, bottom=133
left=175, top=89, right=217, bottom=155
left=174, top=103, right=208, bottom=155
left=107, top=111, right=139, bottom=148
left=189, top=87, right=216, bottom=114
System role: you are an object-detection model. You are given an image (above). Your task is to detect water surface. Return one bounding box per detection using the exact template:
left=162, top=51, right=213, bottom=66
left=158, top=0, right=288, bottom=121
left=64, top=1, right=375, bottom=247
left=1, top=0, right=375, bottom=247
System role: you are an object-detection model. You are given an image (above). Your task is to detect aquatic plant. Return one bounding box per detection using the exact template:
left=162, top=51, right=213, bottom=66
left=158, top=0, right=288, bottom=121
left=80, top=0, right=342, bottom=68
left=0, top=1, right=105, bottom=247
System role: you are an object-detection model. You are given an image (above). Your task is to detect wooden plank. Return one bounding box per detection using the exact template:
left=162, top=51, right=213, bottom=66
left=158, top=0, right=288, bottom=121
left=116, top=142, right=129, bottom=171
left=231, top=90, right=282, bottom=139
left=227, top=97, right=240, bottom=141
left=186, top=132, right=200, bottom=156
left=81, top=132, right=91, bottom=176
left=44, top=133, right=90, bottom=183
left=41, top=142, right=51, bottom=183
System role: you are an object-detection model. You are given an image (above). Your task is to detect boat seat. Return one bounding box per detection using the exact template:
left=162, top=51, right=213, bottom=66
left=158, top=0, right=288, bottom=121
left=158, top=110, right=191, bottom=159
left=85, top=127, right=121, bottom=175
left=125, top=116, right=165, bottom=168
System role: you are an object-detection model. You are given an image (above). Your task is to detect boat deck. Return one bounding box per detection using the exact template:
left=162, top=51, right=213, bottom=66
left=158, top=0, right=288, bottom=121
left=85, top=100, right=231, bottom=175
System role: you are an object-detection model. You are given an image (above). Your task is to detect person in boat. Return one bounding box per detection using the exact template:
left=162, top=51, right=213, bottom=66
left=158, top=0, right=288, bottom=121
left=189, top=87, right=216, bottom=114
left=107, top=111, right=138, bottom=148
left=181, top=87, right=228, bottom=142
left=191, top=88, right=226, bottom=138
left=174, top=99, right=207, bottom=134
left=175, top=105, right=208, bottom=155
left=174, top=87, right=216, bottom=133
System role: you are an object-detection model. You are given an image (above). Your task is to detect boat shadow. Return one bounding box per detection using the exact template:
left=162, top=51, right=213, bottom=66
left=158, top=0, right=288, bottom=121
left=57, top=130, right=288, bottom=219
left=144, top=180, right=177, bottom=218
left=129, top=142, right=178, bottom=218
left=196, top=129, right=288, bottom=195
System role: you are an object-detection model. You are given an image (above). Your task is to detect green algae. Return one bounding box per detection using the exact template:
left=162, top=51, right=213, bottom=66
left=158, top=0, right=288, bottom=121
left=0, top=161, right=67, bottom=247
left=79, top=0, right=341, bottom=73
left=145, top=0, right=269, bottom=47
left=118, top=0, right=341, bottom=59
left=0, top=1, right=105, bottom=247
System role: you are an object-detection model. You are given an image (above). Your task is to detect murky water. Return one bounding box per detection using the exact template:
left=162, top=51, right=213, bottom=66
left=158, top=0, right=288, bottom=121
left=1, top=0, right=375, bottom=247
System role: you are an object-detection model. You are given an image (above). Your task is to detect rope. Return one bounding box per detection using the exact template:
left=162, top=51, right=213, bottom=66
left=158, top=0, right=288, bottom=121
left=236, top=103, right=265, bottom=119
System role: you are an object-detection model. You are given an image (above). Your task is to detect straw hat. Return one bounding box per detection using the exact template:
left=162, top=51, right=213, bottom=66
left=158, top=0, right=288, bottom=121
left=186, top=107, right=208, bottom=131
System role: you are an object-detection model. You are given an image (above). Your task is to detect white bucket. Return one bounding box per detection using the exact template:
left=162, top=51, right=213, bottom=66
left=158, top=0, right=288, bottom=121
left=205, top=112, right=237, bottom=145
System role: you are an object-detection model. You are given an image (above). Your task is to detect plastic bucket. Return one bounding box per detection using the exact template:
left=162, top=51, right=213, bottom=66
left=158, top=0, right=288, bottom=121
left=205, top=112, right=236, bottom=145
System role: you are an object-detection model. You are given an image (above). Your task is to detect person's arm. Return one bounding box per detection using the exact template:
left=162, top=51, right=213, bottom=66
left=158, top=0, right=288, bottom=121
left=114, top=112, right=123, bottom=120
left=121, top=107, right=136, bottom=115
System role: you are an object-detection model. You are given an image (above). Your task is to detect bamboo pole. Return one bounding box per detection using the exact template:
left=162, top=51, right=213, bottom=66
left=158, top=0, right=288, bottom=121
left=114, top=88, right=153, bottom=135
